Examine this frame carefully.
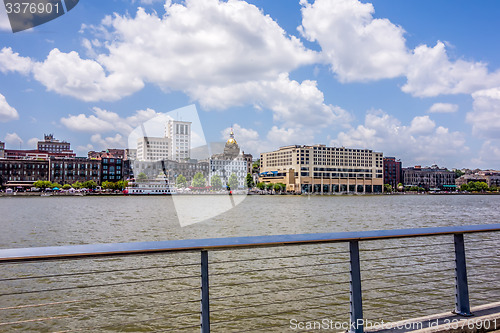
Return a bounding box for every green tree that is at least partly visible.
[252,160,260,174]
[265,182,274,191]
[116,180,128,190]
[397,183,404,191]
[52,183,62,189]
[455,170,465,178]
[33,180,52,190]
[256,182,266,190]
[469,181,488,192]
[246,173,254,188]
[62,184,72,190]
[384,184,393,193]
[136,172,148,182]
[273,183,285,192]
[192,172,206,187]
[460,183,469,192]
[210,174,222,190]
[228,173,239,190]
[83,180,97,189]
[72,181,83,189]
[176,174,187,188]
[102,181,115,190]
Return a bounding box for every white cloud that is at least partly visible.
[4,132,23,147]
[76,144,94,155]
[331,110,467,166]
[466,87,500,139]
[32,49,144,101]
[90,134,126,149]
[299,0,409,82]
[266,126,315,149]
[403,42,500,97]
[61,107,161,135]
[408,115,435,135]
[0,47,33,75]
[27,137,39,149]
[471,140,500,168]
[221,124,263,154]
[194,73,352,129]
[0,93,19,122]
[428,103,458,113]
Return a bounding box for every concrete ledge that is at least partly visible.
[366,302,500,333]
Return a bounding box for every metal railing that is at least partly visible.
[0,224,498,332]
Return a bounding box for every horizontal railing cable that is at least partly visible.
[211,271,350,288]
[360,242,453,252]
[210,301,348,326]
[211,290,348,313]
[0,274,200,297]
[210,260,350,276]
[210,249,348,264]
[0,262,199,282]
[0,285,200,311]
[361,267,454,281]
[211,281,347,301]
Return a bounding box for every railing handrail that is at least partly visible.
[0,224,499,262]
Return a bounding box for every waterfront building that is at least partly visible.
[165,120,191,161]
[136,136,171,161]
[403,165,456,190]
[208,129,248,189]
[49,157,101,185]
[0,141,4,158]
[383,157,403,189]
[37,134,73,154]
[100,157,123,183]
[242,151,253,174]
[0,159,49,188]
[125,148,137,161]
[88,149,126,160]
[455,170,500,188]
[259,144,384,193]
[131,159,208,185]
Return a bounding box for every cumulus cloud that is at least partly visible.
[466,87,500,139]
[90,133,126,148]
[331,110,467,166]
[4,132,23,147]
[0,93,19,122]
[428,103,458,113]
[0,47,33,75]
[33,49,144,101]
[403,42,500,97]
[299,0,409,82]
[27,137,39,149]
[194,73,352,129]
[471,140,500,168]
[61,107,161,135]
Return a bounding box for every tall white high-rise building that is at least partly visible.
[136,136,170,161]
[165,120,191,161]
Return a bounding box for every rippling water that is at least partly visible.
[0,194,498,332]
[1,194,499,248]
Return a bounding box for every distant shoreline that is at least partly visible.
[0,191,498,197]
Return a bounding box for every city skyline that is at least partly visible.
[1,0,500,169]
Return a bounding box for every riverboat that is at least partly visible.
[124,175,176,195]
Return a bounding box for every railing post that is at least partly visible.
[349,241,364,333]
[201,250,210,333]
[453,233,472,316]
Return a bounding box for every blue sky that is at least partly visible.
[1,0,500,169]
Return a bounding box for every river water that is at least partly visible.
[0,194,498,332]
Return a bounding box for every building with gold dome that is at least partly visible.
[209,129,248,189]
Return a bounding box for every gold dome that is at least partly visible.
[227,130,237,144]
